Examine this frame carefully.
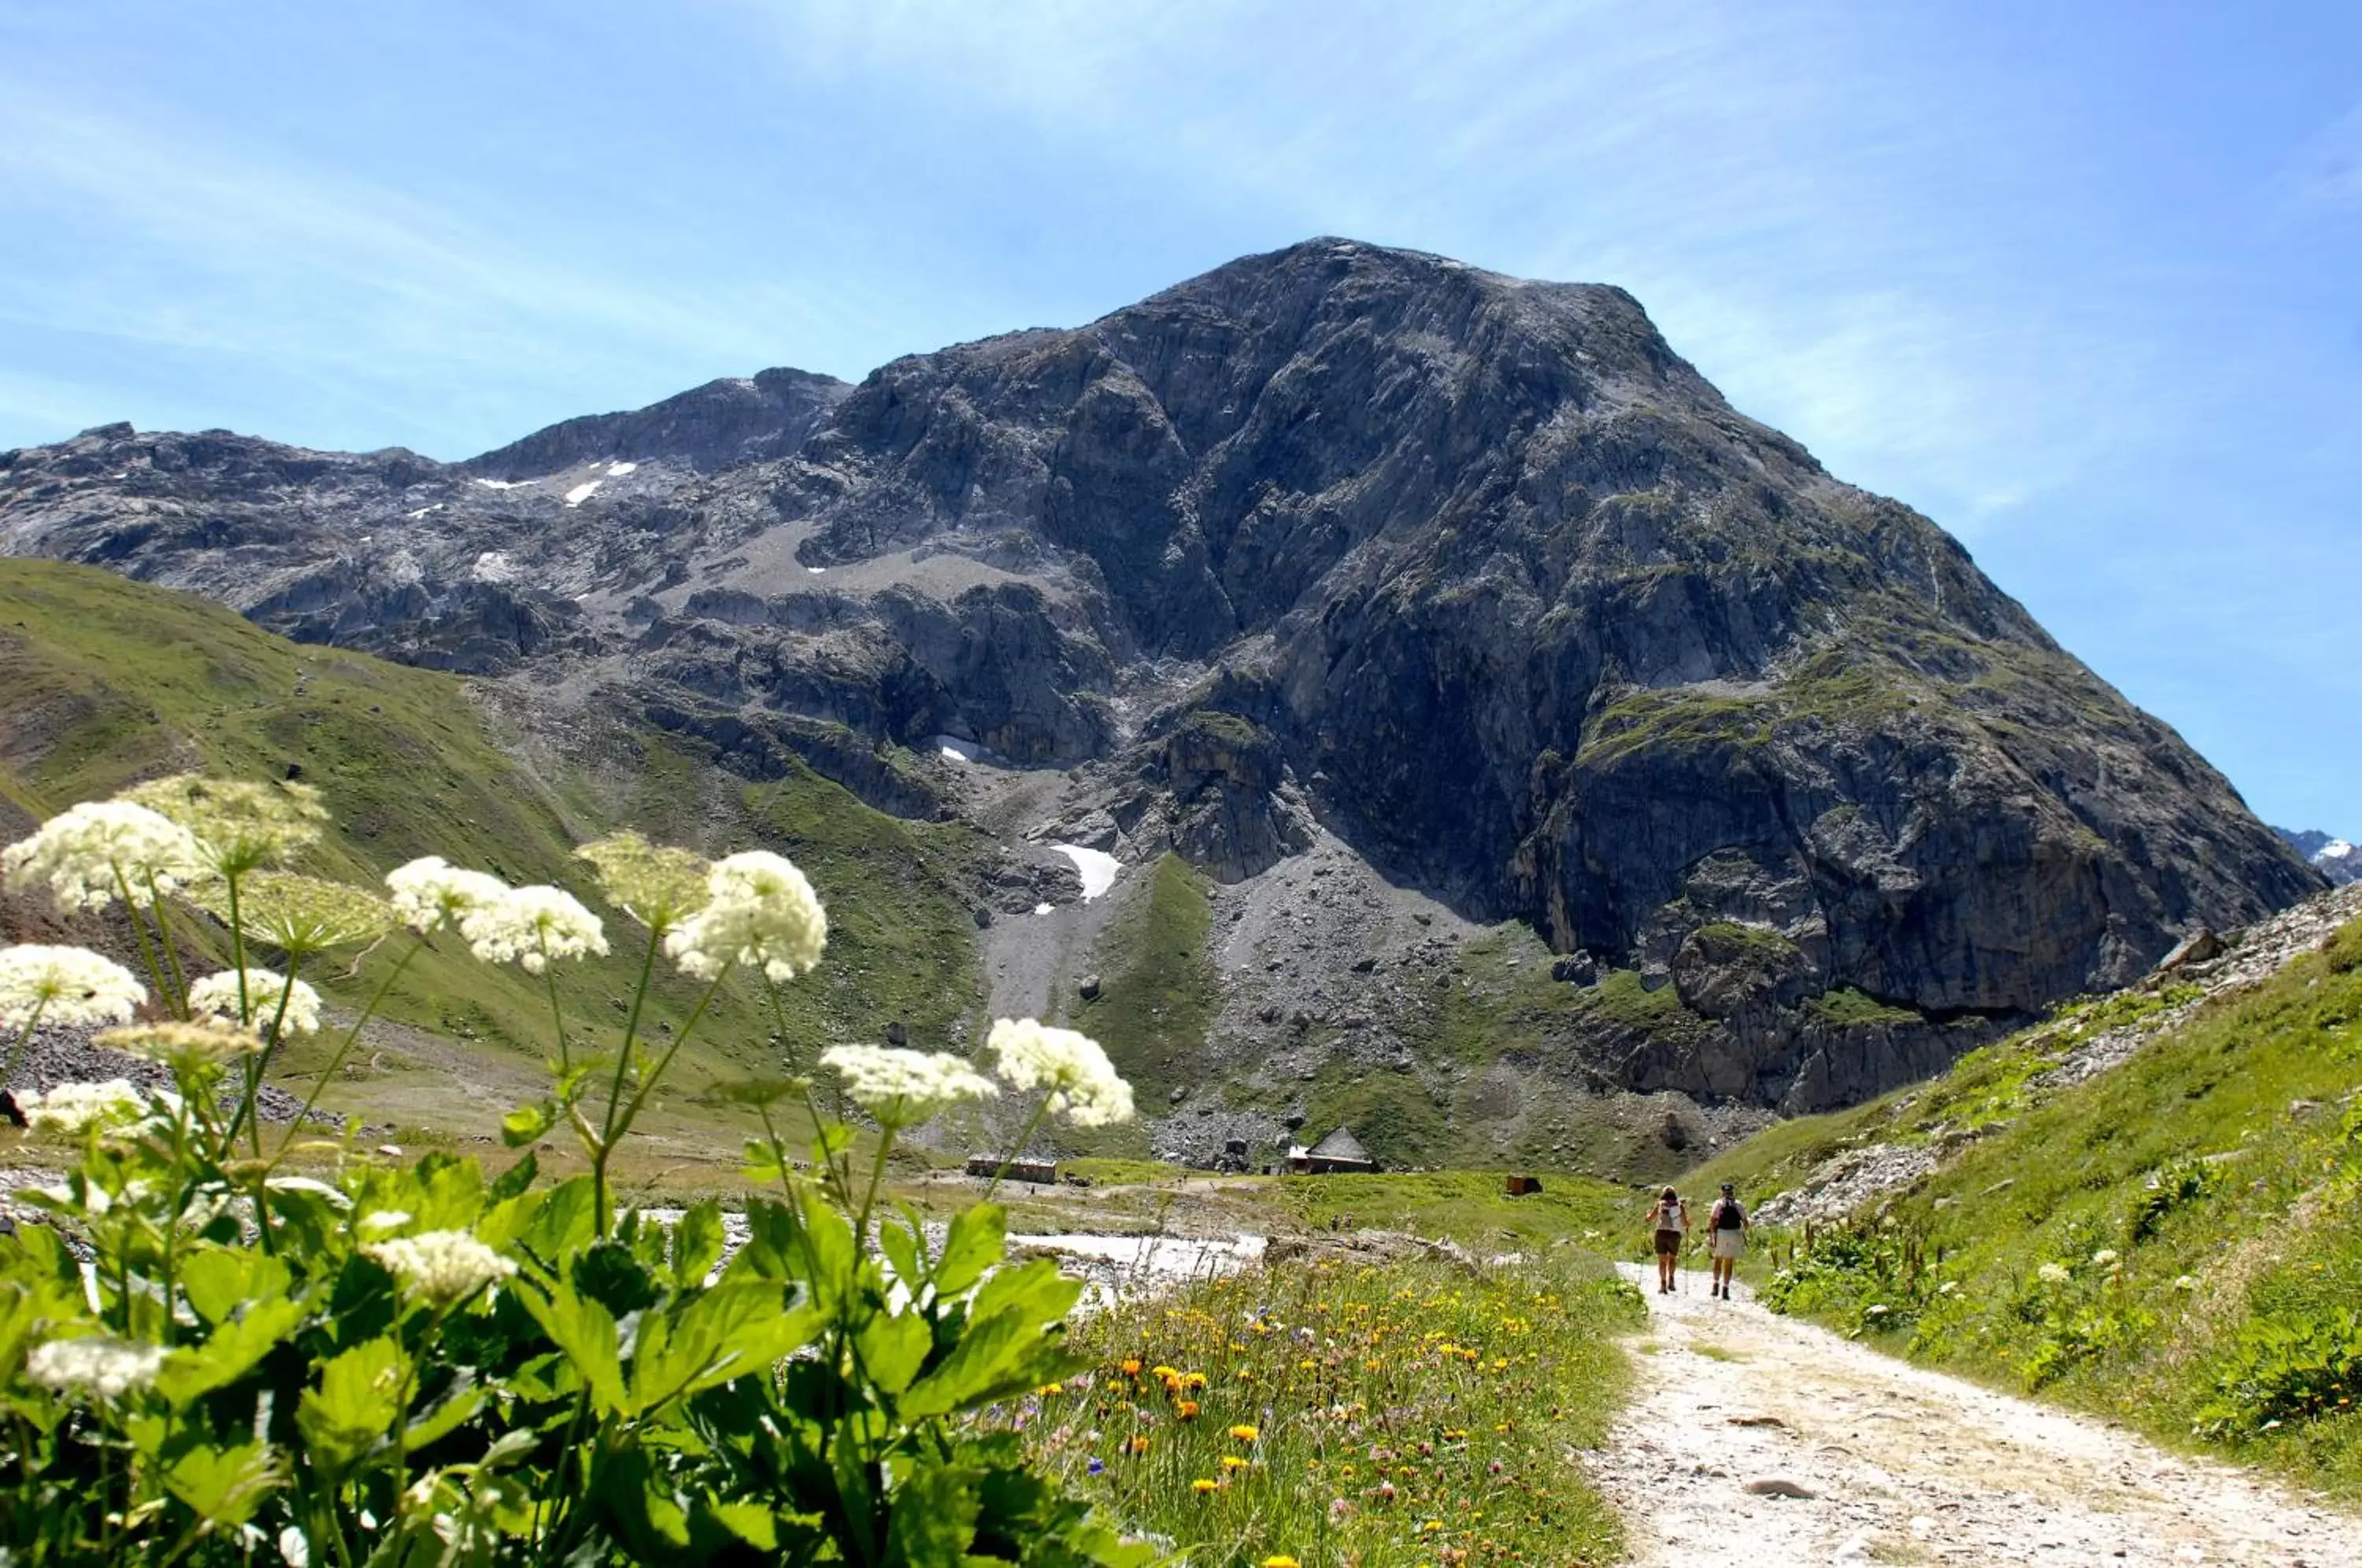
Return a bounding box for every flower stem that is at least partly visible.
[146,874,191,1018]
[984,1089,1053,1203]
[542,945,569,1071]
[2,998,47,1093]
[272,937,421,1166]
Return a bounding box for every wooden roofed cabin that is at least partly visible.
[1286,1126,1378,1174]
[966,1155,1059,1185]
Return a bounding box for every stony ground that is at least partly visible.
[1588,1263,2359,1566]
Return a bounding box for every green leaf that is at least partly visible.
[402,1374,485,1450]
[629,1283,819,1414]
[179,1248,293,1326]
[519,1175,597,1265]
[672,1200,726,1289]
[884,1460,981,1567]
[517,1280,628,1416]
[935,1204,1006,1298]
[501,1100,555,1147]
[857,1308,933,1398]
[156,1296,305,1408]
[876,1213,924,1292]
[901,1262,1082,1419]
[162,1440,280,1528]
[296,1335,410,1477]
[488,1148,539,1203]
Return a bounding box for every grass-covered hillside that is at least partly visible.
[0,558,989,1163]
[1693,904,2362,1498]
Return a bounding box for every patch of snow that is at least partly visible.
[932,734,988,765]
[1052,844,1122,901]
[606,460,638,475]
[563,480,602,507]
[806,565,826,575]
[404,504,440,520]
[1032,902,1054,917]
[471,477,529,490]
[471,550,516,585]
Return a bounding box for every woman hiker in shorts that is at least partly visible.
[1706,1181,1748,1300]
[1646,1186,1688,1294]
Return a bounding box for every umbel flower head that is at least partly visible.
[666,851,827,984]
[364,1230,516,1305]
[188,968,323,1036]
[1,800,205,912]
[987,1018,1135,1127]
[120,775,327,877]
[17,1078,150,1135]
[0,945,146,1030]
[24,1335,166,1402]
[98,1018,264,1071]
[187,870,394,956]
[819,1045,999,1125]
[459,885,609,974]
[576,832,709,932]
[385,856,511,936]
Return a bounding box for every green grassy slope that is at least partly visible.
[0,558,987,1152]
[1697,916,2362,1498]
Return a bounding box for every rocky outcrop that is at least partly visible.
[465,368,850,479]
[0,238,2324,1114]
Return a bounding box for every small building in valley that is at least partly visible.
[1287,1126,1378,1174]
[966,1155,1059,1185]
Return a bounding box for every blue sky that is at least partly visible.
[2,1,2356,835]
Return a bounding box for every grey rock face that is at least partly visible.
[0,237,2325,1111]
[466,368,849,479]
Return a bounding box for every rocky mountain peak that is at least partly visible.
[0,238,2325,1115]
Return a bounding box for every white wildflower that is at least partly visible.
[18,1078,148,1135]
[820,1045,999,1124]
[384,856,511,936]
[0,945,146,1030]
[25,1334,166,1400]
[459,885,609,974]
[2173,1274,2200,1292]
[985,1017,1135,1127]
[186,871,393,954]
[576,832,708,930]
[665,851,827,984]
[2036,1262,2073,1286]
[279,1526,310,1567]
[1865,1303,1890,1316]
[357,1210,413,1235]
[2090,1248,2121,1270]
[1,800,205,912]
[1937,1280,1960,1296]
[188,969,322,1036]
[120,775,327,876]
[364,1230,516,1305]
[97,1018,264,1067]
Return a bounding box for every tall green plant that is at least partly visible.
[0,778,1156,1565]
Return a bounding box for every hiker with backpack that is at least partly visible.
[1646,1186,1688,1294]
[1706,1182,1747,1300]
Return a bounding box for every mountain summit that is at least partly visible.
[0,239,2321,1125]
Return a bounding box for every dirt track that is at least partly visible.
[1587,1263,2358,1566]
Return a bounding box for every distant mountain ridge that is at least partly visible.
[2275,827,2360,886]
[0,237,2324,1130]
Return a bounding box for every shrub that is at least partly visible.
[0,776,1153,1564]
[2195,1309,2362,1440]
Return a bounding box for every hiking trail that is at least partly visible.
[1586,1263,2359,1566]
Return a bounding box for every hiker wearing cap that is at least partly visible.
[1646,1186,1688,1293]
[1706,1182,1748,1300]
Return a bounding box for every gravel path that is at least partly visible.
[1587,1263,2358,1566]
